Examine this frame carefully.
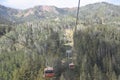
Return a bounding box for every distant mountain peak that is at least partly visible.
[39,6,57,12]
[101,2,111,4]
[95,2,119,6]
[0,2,120,24]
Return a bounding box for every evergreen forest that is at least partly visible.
[0,2,120,80]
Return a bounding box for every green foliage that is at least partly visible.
[0,19,66,80]
[0,3,120,79]
[74,24,120,80]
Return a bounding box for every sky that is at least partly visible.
[0,0,120,9]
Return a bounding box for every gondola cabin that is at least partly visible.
[43,67,55,78]
[69,63,75,69]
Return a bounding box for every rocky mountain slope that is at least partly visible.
[0,2,120,24]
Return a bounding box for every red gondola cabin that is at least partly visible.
[69,63,75,69]
[43,67,55,78]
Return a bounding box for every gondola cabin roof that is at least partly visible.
[69,63,74,66]
[44,67,54,71]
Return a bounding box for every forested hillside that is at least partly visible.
[0,2,120,80]
[0,18,75,80]
[74,24,120,80]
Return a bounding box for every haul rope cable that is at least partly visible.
[75,0,81,32]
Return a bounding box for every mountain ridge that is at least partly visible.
[0,2,120,24]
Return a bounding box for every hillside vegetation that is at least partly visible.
[74,24,120,80]
[0,2,120,80]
